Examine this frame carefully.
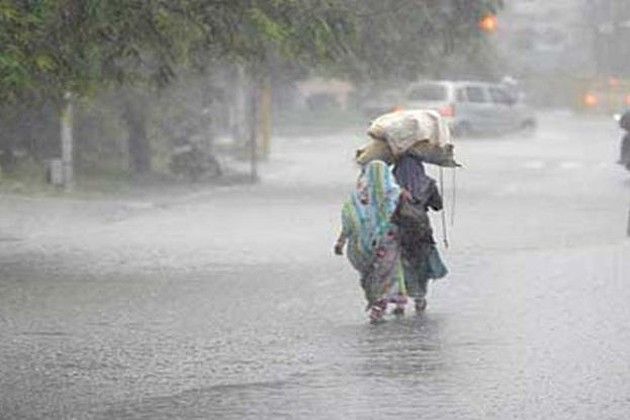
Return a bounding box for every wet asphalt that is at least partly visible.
[1,111,630,419]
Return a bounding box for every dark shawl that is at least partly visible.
[393,154,443,211]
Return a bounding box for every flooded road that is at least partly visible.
[1,111,630,419]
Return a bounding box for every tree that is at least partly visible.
[1,0,504,100]
[0,0,503,180]
[334,0,503,81]
[0,1,206,178]
[0,0,358,176]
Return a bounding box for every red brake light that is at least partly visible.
[439,105,455,118]
[583,93,598,107]
[625,95,630,106]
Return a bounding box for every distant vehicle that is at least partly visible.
[402,80,537,137]
[574,77,630,116]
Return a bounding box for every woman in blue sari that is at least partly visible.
[334,160,407,323]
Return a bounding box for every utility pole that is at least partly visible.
[232,64,248,152]
[249,86,259,183]
[260,77,272,160]
[60,92,74,191]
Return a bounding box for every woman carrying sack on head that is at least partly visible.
[391,153,448,314]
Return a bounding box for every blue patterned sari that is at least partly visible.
[341,161,406,308]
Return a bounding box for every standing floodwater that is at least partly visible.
[1,111,629,419]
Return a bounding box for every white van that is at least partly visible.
[403,80,537,137]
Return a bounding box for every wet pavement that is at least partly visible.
[1,111,630,419]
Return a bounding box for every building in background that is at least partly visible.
[578,0,630,113]
[589,0,630,77]
[496,0,589,108]
[497,0,630,112]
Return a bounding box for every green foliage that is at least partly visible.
[1,0,504,178]
[0,0,344,100]
[0,0,204,101]
[0,0,503,101]
[182,0,355,76]
[334,0,504,81]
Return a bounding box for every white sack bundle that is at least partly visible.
[359,109,460,167]
[368,109,451,155]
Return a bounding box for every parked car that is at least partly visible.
[402,80,537,137]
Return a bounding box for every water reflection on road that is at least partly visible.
[94,314,450,420]
[2,112,630,419]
